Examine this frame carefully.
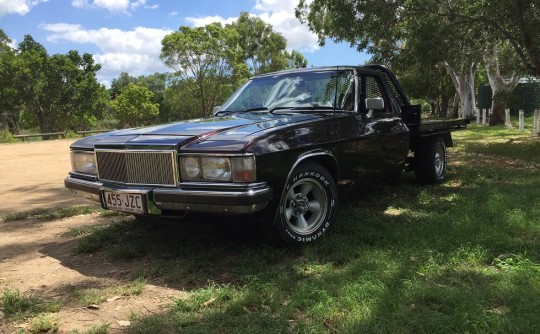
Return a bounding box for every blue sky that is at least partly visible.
[0,0,369,86]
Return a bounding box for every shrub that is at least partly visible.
[0,127,18,143]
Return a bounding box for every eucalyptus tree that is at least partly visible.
[161,23,249,118]
[229,12,307,75]
[295,0,509,119]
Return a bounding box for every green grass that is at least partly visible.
[28,313,60,333]
[2,205,102,222]
[66,124,540,333]
[0,288,62,322]
[70,323,110,334]
[2,205,127,223]
[69,278,147,307]
[6,124,536,333]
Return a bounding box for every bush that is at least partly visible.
[65,130,81,139]
[0,128,18,143]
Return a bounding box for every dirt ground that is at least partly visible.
[0,140,183,333]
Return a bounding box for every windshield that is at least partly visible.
[218,69,355,113]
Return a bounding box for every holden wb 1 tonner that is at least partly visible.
[65,65,468,245]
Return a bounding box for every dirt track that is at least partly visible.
[0,140,181,333]
[0,139,88,217]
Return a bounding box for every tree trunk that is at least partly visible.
[440,97,449,118]
[447,93,460,119]
[443,61,477,119]
[485,49,520,126]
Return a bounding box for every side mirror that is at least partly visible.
[365,97,384,111]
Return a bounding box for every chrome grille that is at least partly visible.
[95,150,177,186]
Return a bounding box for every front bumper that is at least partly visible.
[65,174,274,215]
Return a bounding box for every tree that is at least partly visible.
[438,0,540,78]
[110,72,169,122]
[295,0,497,119]
[228,12,307,75]
[110,72,137,99]
[484,44,521,126]
[162,78,201,121]
[0,30,20,133]
[4,35,107,135]
[161,23,248,118]
[109,83,159,127]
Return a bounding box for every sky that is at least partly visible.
[0,0,370,86]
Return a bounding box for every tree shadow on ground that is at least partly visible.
[37,165,540,333]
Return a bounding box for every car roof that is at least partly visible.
[250,65,380,79]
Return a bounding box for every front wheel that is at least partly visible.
[273,163,338,245]
[414,136,447,184]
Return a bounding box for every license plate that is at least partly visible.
[103,191,145,214]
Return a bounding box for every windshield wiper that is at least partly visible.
[270,106,346,114]
[216,107,269,115]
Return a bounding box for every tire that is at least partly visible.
[414,136,447,184]
[272,162,338,245]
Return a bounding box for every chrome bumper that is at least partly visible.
[64,175,273,215]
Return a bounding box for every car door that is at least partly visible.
[353,72,409,183]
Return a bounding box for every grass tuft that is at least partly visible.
[0,288,62,322]
[3,205,102,222]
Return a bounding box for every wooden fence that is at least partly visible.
[476,108,540,135]
[12,129,115,141]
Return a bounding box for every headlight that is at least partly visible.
[71,151,97,175]
[180,155,256,182]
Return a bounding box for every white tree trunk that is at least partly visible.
[485,48,520,126]
[443,61,477,119]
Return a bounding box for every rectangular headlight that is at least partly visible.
[180,155,255,183]
[202,157,231,181]
[71,151,97,175]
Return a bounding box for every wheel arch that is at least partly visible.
[274,150,339,210]
[288,150,339,184]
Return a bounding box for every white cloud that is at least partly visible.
[184,0,319,53]
[185,15,237,27]
[254,0,296,13]
[71,0,156,13]
[254,0,319,52]
[0,0,47,17]
[41,23,172,84]
[169,11,177,17]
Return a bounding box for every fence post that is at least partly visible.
[505,108,512,128]
[534,110,540,136]
[476,108,481,124]
[482,109,487,125]
[519,109,525,131]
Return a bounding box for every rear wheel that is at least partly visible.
[414,136,447,184]
[272,162,338,245]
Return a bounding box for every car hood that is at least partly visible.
[70,112,325,150]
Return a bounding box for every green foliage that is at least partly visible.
[71,323,110,334]
[109,83,159,127]
[0,34,108,135]
[296,0,540,118]
[160,18,308,120]
[1,288,62,322]
[29,313,60,333]
[65,130,81,139]
[161,23,248,118]
[228,12,307,76]
[0,127,17,142]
